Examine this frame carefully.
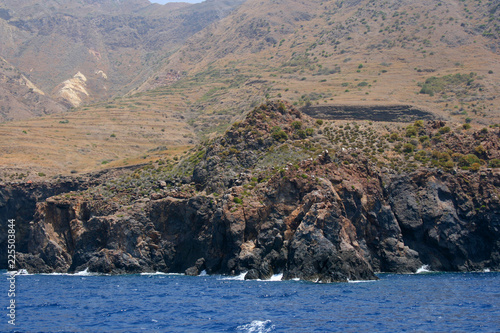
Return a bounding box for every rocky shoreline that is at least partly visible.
[2,101,499,282]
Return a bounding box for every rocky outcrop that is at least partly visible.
[9,101,500,281]
[13,163,500,281]
[0,178,86,270]
[0,165,142,271]
[387,170,500,271]
[53,71,91,108]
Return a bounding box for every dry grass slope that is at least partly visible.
[1,0,499,177]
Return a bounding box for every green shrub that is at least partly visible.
[458,154,481,168]
[414,120,424,128]
[432,133,442,142]
[419,135,429,143]
[415,150,428,162]
[405,126,418,137]
[296,129,307,139]
[438,126,451,134]
[233,197,243,204]
[272,130,288,142]
[489,159,500,168]
[419,73,476,96]
[470,163,481,171]
[474,145,486,156]
[389,133,399,141]
[419,86,434,96]
[291,121,303,129]
[271,126,282,133]
[402,143,415,153]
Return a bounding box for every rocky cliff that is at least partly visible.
[6,101,500,282]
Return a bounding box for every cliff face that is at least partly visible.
[13,160,500,281]
[8,101,500,281]
[0,178,86,269]
[0,165,141,270]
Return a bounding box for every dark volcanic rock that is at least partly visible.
[388,171,500,272]
[13,165,500,281]
[0,178,87,270]
[8,102,500,281]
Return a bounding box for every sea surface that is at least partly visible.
[1,269,499,332]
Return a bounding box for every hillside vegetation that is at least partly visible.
[0,0,499,176]
[138,0,500,132]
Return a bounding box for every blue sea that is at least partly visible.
[2,270,499,332]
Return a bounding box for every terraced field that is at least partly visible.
[0,93,197,179]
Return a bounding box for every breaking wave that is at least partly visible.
[236,320,275,333]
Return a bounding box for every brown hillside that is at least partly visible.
[1,0,499,176]
[0,0,245,109]
[0,56,65,121]
[139,0,500,128]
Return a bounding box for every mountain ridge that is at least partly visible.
[0,56,65,121]
[0,0,245,111]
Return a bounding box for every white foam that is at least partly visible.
[236,320,275,333]
[483,268,491,273]
[39,268,102,276]
[267,273,283,281]
[219,273,285,282]
[3,269,32,276]
[139,272,184,276]
[347,279,377,283]
[199,270,207,276]
[416,265,432,274]
[219,272,247,281]
[16,269,30,275]
[73,268,92,276]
